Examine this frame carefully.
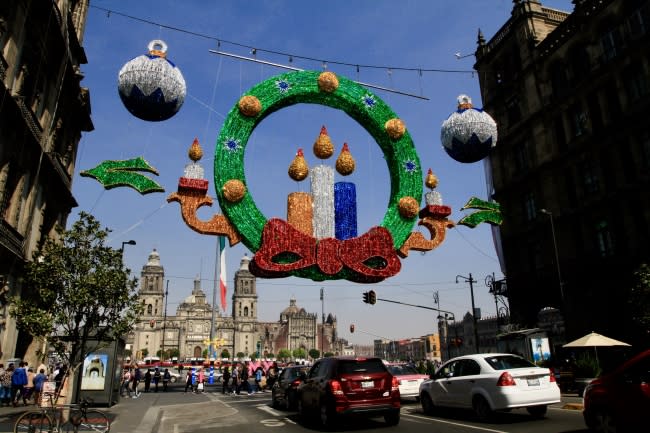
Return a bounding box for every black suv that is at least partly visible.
[297,356,400,427]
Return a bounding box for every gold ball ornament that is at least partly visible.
[385,118,406,140]
[318,71,339,93]
[288,148,309,181]
[222,179,246,203]
[188,138,203,162]
[238,95,262,117]
[398,196,419,219]
[313,125,335,159]
[336,142,355,176]
[425,168,438,189]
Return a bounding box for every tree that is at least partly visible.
[309,349,320,360]
[9,212,142,400]
[629,263,650,341]
[277,349,291,361]
[236,351,246,359]
[220,348,230,359]
[292,348,306,360]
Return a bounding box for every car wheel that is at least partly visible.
[320,403,336,429]
[170,377,177,383]
[472,395,493,422]
[384,411,400,426]
[526,405,548,418]
[286,391,295,411]
[271,391,280,409]
[591,408,618,433]
[421,393,436,415]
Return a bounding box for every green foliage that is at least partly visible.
[220,349,230,359]
[324,352,334,357]
[236,352,245,359]
[141,348,149,357]
[574,353,601,378]
[277,349,291,361]
[309,349,320,359]
[629,263,650,334]
[292,348,306,359]
[9,212,142,371]
[266,352,274,359]
[168,348,180,358]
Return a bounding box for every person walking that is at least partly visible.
[162,369,171,391]
[240,364,250,395]
[153,368,161,392]
[33,368,47,406]
[221,365,230,394]
[0,364,13,406]
[23,367,35,405]
[184,369,193,393]
[231,365,240,395]
[143,369,152,393]
[197,368,205,393]
[131,368,142,398]
[11,362,28,407]
[121,369,131,397]
[254,366,263,393]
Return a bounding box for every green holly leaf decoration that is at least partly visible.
[81,157,164,194]
[458,196,503,228]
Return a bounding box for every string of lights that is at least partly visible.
[91,5,476,75]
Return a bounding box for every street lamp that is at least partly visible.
[456,273,480,354]
[120,239,136,254]
[540,209,565,306]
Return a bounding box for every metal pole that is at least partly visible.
[162,280,168,360]
[456,274,480,354]
[209,238,220,359]
[541,209,564,305]
[320,288,324,357]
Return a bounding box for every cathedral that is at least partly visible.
[128,249,345,360]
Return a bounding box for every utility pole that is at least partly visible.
[456,274,480,354]
[320,287,325,357]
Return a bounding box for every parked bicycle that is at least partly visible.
[13,395,110,433]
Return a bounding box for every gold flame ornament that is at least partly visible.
[425,168,438,189]
[313,125,334,159]
[188,138,203,162]
[288,148,309,181]
[336,142,356,176]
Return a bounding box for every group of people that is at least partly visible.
[220,362,279,396]
[121,367,172,397]
[0,362,59,407]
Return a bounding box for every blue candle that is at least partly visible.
[334,182,357,240]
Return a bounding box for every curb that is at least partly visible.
[562,403,583,410]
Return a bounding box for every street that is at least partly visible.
[0,381,589,433]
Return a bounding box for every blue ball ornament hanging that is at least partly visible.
[117,40,186,121]
[440,94,497,163]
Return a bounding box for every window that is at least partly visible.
[595,220,614,257]
[244,306,249,317]
[147,305,152,314]
[514,142,529,173]
[623,64,649,103]
[524,192,536,222]
[600,28,622,62]
[578,160,599,194]
[570,103,588,137]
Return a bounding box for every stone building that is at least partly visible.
[0,0,92,360]
[129,251,345,360]
[474,0,650,346]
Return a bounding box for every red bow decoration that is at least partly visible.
[251,218,401,280]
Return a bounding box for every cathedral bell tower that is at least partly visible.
[134,249,165,358]
[231,255,258,356]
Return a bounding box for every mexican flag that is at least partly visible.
[219,236,227,312]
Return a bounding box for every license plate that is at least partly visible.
[527,379,540,386]
[361,381,374,388]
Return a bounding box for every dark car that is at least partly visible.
[583,349,650,433]
[297,356,400,428]
[271,365,310,410]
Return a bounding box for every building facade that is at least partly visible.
[474,0,650,347]
[129,251,345,360]
[0,0,93,360]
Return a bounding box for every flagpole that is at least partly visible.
[210,237,220,360]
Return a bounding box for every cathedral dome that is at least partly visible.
[146,249,161,267]
[281,298,301,316]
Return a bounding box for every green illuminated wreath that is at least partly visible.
[214,70,422,253]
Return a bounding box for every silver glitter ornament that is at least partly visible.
[117,40,186,121]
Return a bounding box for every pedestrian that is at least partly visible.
[254,366,263,393]
[0,364,13,406]
[23,367,35,405]
[240,364,250,395]
[197,368,205,393]
[162,369,171,391]
[132,368,141,398]
[221,365,230,394]
[153,368,161,392]
[144,369,152,392]
[266,362,278,389]
[33,368,47,406]
[231,365,239,395]
[121,369,131,397]
[184,369,193,393]
[11,362,28,407]
[54,364,66,393]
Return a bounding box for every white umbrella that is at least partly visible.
[563,332,630,372]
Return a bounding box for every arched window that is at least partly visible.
[244,306,249,317]
[147,304,152,314]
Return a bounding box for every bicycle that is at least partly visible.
[13,395,110,433]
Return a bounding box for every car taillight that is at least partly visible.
[329,379,344,395]
[496,372,516,386]
[290,379,301,388]
[391,376,399,391]
[549,368,556,382]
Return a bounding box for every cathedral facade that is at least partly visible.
[128,250,344,360]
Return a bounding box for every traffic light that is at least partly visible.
[368,290,376,305]
[350,324,355,333]
[363,291,369,303]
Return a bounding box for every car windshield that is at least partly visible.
[337,359,386,374]
[288,368,308,379]
[387,364,419,375]
[484,355,536,370]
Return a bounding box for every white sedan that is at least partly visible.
[419,353,561,421]
[386,363,429,400]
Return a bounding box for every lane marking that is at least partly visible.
[402,412,508,433]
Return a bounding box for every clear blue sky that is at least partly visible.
[74,0,573,345]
